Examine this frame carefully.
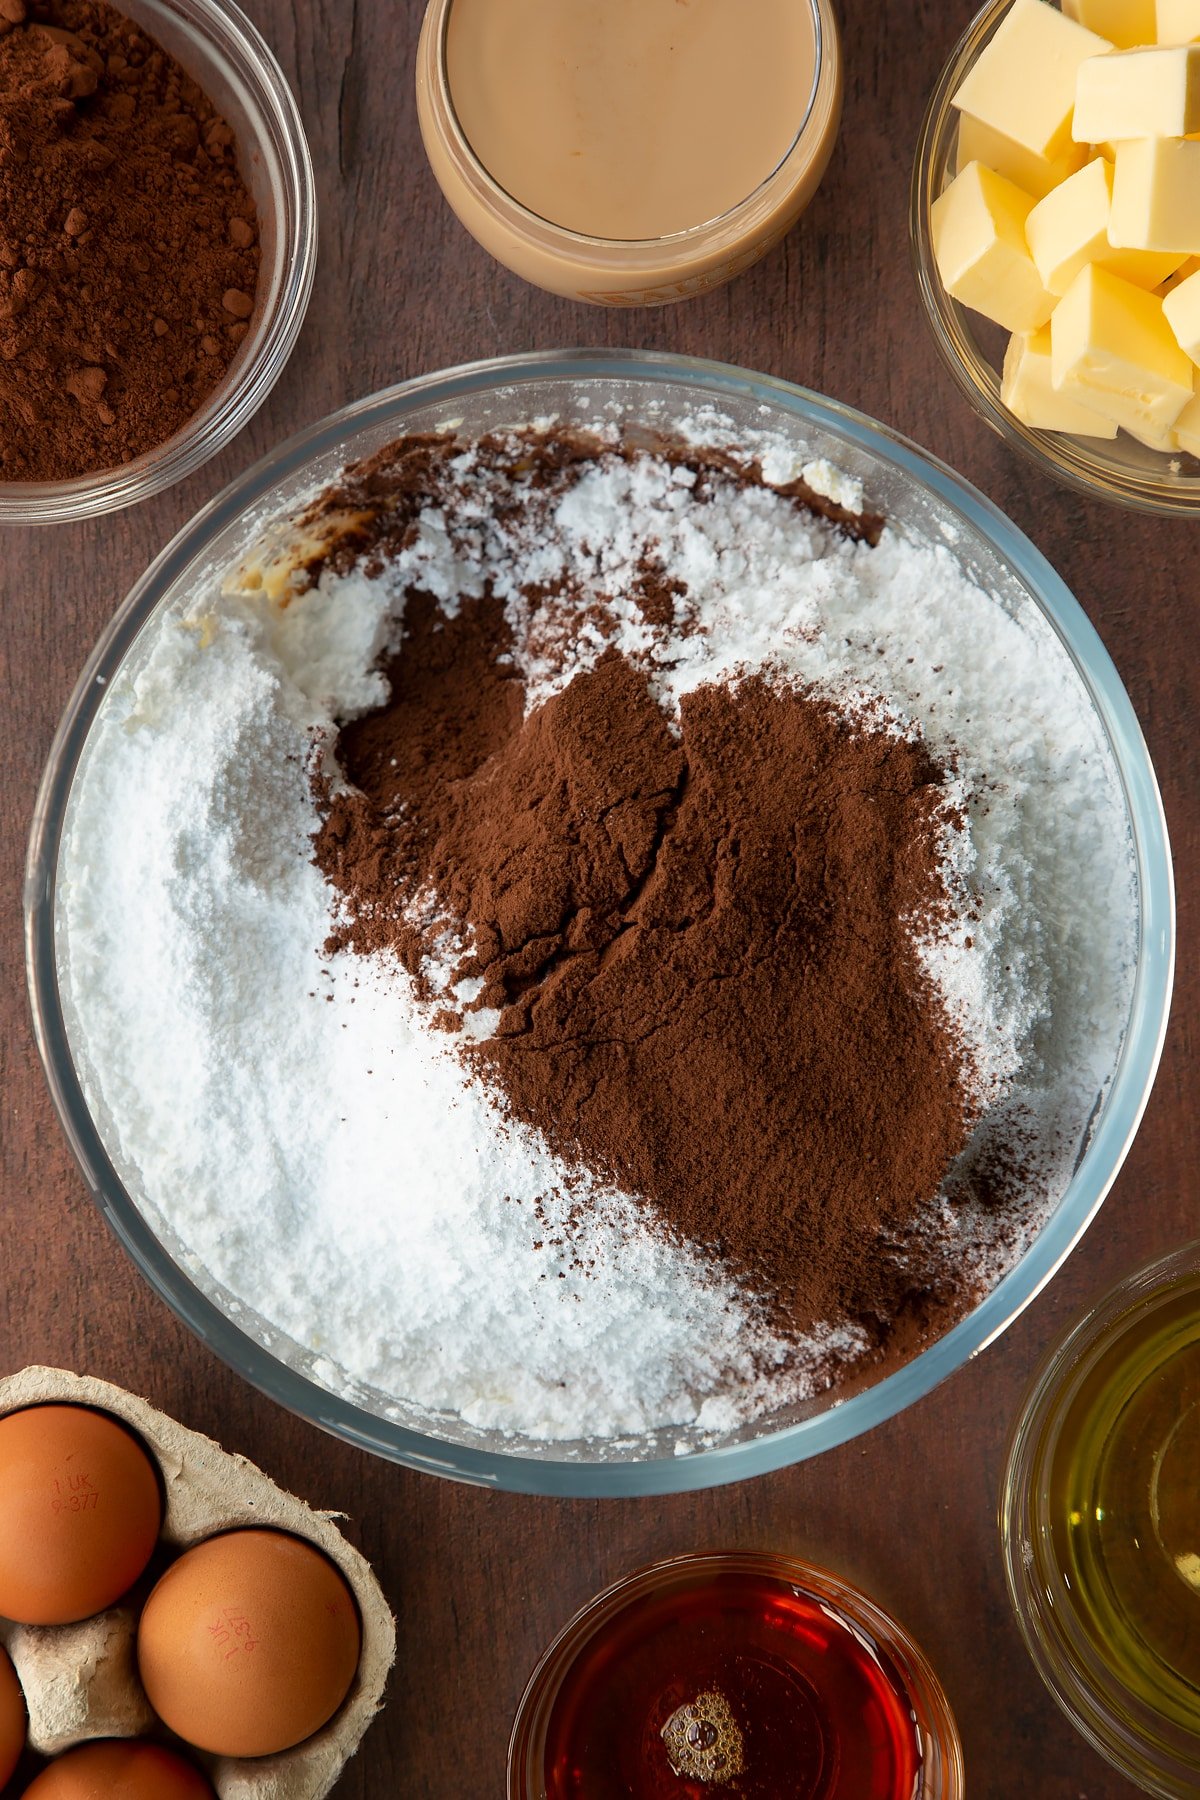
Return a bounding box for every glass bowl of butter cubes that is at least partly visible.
[913,0,1200,513]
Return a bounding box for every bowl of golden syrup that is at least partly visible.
[1003,1241,1200,1797]
[507,1550,963,1798]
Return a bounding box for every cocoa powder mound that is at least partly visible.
[315,591,978,1341]
[0,0,259,481]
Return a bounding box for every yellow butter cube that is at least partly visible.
[932,161,1056,331]
[1025,157,1185,292]
[1174,390,1200,451]
[1110,136,1200,251]
[1073,44,1200,139]
[1157,0,1200,43]
[954,0,1113,162]
[1163,267,1200,358]
[1051,261,1195,436]
[1002,326,1121,432]
[1065,0,1156,48]
[956,113,1086,198]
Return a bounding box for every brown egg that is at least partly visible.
[0,1406,162,1625]
[21,1741,214,1799]
[0,1643,25,1789]
[136,1529,361,1757]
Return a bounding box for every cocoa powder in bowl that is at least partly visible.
[0,0,260,483]
[310,434,984,1352]
[319,612,975,1340]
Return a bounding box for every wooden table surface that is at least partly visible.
[2,1,1196,1794]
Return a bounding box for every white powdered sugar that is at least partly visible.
[56,431,1137,1446]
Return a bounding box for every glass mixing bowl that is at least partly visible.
[25,349,1174,1495]
[0,0,316,526]
[911,0,1200,517]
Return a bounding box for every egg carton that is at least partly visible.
[0,1367,396,1800]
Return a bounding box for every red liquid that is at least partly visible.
[542,1564,923,1799]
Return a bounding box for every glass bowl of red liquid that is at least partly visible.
[507,1550,964,1799]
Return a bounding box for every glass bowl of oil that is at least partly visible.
[1002,1241,1200,1797]
[507,1550,964,1798]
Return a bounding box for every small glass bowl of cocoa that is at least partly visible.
[0,0,316,525]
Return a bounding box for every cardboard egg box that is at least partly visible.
[0,1367,396,1800]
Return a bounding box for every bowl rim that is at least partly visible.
[0,0,317,526]
[506,1548,965,1798]
[24,346,1176,1496]
[909,0,1200,518]
[1000,1239,1200,1793]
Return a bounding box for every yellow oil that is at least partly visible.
[1049,1282,1200,1732]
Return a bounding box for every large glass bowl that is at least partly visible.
[0,0,316,526]
[25,350,1174,1495]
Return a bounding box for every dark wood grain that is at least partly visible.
[1,2,1194,1795]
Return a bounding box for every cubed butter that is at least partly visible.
[1174,390,1200,452]
[1065,0,1156,49]
[1073,43,1200,139]
[1051,261,1195,438]
[1157,0,1200,43]
[1002,326,1120,432]
[954,0,1113,161]
[1025,157,1185,292]
[932,161,1056,331]
[1110,136,1200,251]
[956,112,1086,198]
[1163,267,1200,358]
